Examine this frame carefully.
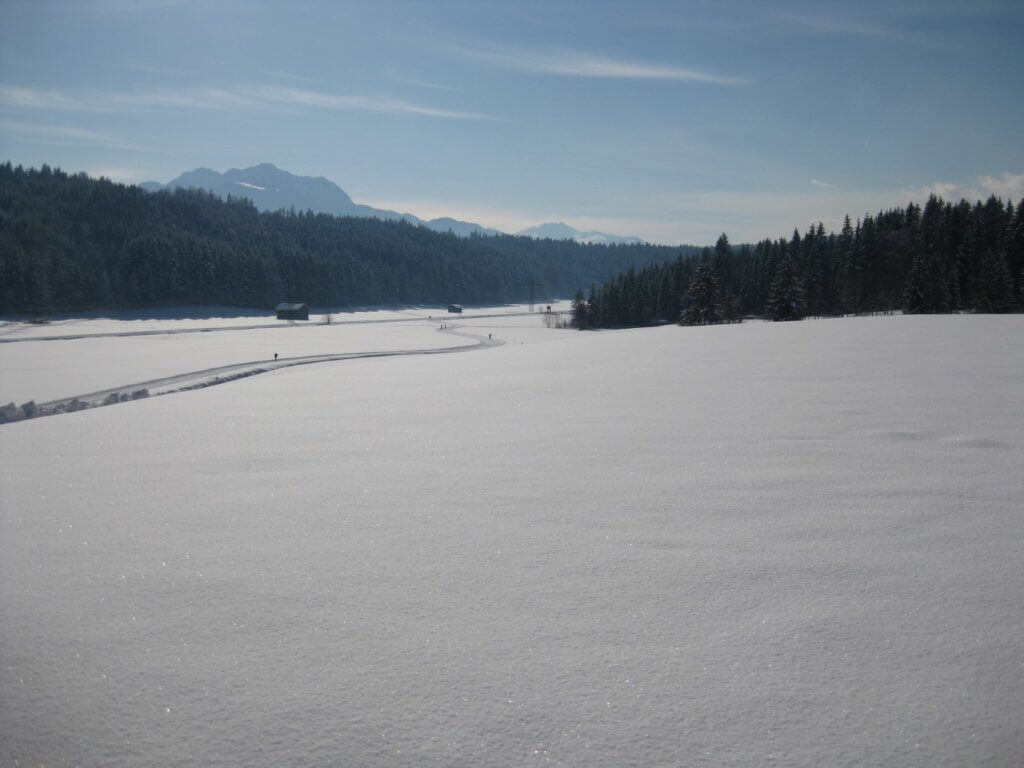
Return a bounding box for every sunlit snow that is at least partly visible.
[1,311,1021,767]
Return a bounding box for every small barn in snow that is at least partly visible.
[276,303,309,320]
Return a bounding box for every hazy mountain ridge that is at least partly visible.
[141,163,639,243]
[517,221,643,245]
[142,163,495,236]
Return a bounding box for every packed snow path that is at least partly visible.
[4,324,500,422]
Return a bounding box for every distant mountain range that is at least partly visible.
[140,163,496,236]
[517,222,643,246]
[139,163,642,244]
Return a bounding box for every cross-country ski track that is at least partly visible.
[3,324,502,423]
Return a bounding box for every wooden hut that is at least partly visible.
[276,303,309,320]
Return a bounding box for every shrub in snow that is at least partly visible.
[542,313,569,329]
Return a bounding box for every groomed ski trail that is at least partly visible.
[6,325,501,423]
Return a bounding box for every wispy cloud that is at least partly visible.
[389,73,461,92]
[0,84,499,120]
[109,88,261,111]
[976,172,1024,200]
[90,0,191,14]
[0,87,89,111]
[889,0,1021,20]
[266,69,327,85]
[241,86,497,120]
[454,44,746,85]
[130,64,200,78]
[810,178,836,189]
[903,173,1024,203]
[904,181,961,200]
[782,13,904,41]
[0,118,153,152]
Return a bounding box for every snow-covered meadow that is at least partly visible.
[0,305,561,406]
[1,311,1022,767]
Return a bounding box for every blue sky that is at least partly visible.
[1,0,1022,244]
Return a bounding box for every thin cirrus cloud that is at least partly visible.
[240,86,497,120]
[781,13,904,41]
[0,118,153,152]
[0,85,498,120]
[388,73,461,92]
[454,44,746,85]
[0,87,87,111]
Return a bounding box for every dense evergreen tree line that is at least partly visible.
[573,195,1024,328]
[0,163,701,314]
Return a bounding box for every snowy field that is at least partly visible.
[0,303,566,341]
[1,312,1022,767]
[0,304,563,406]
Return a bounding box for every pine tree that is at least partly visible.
[712,233,733,295]
[973,249,1014,312]
[680,261,720,325]
[837,215,860,314]
[903,251,950,313]
[1005,199,1024,307]
[571,288,589,329]
[767,253,804,320]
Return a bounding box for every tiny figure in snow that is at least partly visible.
[274,353,278,360]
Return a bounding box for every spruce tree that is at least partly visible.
[973,249,1014,312]
[903,251,950,313]
[1005,200,1024,306]
[767,254,804,321]
[571,288,589,329]
[837,216,860,313]
[679,261,720,325]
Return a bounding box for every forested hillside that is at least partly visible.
[0,163,698,314]
[573,194,1024,328]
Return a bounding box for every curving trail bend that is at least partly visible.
[4,325,501,424]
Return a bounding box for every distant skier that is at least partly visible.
[274,353,278,360]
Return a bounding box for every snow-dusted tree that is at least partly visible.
[973,249,1014,313]
[903,251,951,314]
[680,261,720,325]
[766,254,805,321]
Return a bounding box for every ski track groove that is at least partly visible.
[5,324,503,423]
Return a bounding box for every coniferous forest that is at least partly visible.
[0,163,700,315]
[573,195,1024,329]
[3,163,1022,325]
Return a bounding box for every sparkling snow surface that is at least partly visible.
[1,313,1022,767]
